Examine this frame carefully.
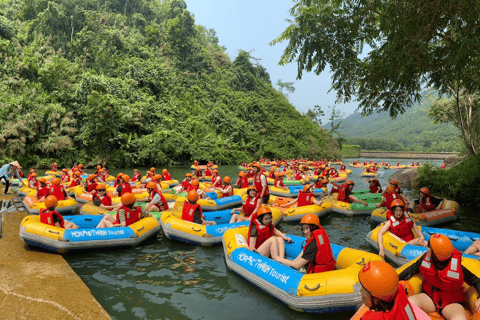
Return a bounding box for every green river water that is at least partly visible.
[53,159,479,320]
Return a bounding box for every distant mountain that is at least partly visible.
[325,94,463,152]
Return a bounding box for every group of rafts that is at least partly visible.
[13,160,480,318]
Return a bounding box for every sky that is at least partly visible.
[184,0,361,122]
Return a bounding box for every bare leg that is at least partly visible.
[256,237,279,258]
[275,237,285,259]
[96,215,116,228]
[464,240,480,256]
[408,293,436,314]
[64,222,79,229]
[441,303,467,320]
[407,238,427,247]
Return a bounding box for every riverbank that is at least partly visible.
[0,194,111,320]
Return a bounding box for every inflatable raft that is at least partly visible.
[45,170,62,177]
[190,165,218,171]
[338,169,352,175]
[160,207,283,246]
[328,174,347,182]
[19,214,160,254]
[360,171,377,177]
[366,224,480,266]
[370,200,459,226]
[322,196,378,216]
[271,197,332,222]
[386,165,406,169]
[75,191,149,204]
[223,228,382,313]
[266,178,309,186]
[269,186,325,198]
[23,196,78,215]
[174,195,243,211]
[78,201,164,219]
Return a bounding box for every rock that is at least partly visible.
[442,155,464,169]
[389,168,419,188]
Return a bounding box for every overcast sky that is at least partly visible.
[184,0,361,122]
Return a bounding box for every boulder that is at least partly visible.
[389,168,419,188]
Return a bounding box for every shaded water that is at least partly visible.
[61,159,479,320]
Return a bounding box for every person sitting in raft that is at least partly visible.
[60,169,70,184]
[182,190,216,226]
[353,260,423,320]
[40,196,79,229]
[162,169,172,181]
[113,172,123,187]
[396,162,401,167]
[47,178,68,201]
[230,186,261,223]
[139,171,153,187]
[149,167,156,176]
[337,180,369,206]
[94,165,102,175]
[84,174,98,194]
[377,199,426,259]
[398,234,480,319]
[36,178,50,201]
[131,169,142,182]
[368,178,383,194]
[329,166,339,178]
[76,164,84,174]
[143,181,168,212]
[363,166,372,174]
[282,184,323,208]
[411,161,416,166]
[177,173,193,194]
[235,171,249,189]
[193,168,203,180]
[96,193,147,228]
[440,162,446,170]
[193,160,199,167]
[274,214,335,273]
[96,168,107,183]
[92,184,116,210]
[464,241,480,260]
[113,174,132,196]
[268,168,275,179]
[28,172,39,189]
[215,176,233,197]
[412,187,445,213]
[27,169,36,181]
[16,166,24,178]
[241,161,247,167]
[152,174,164,190]
[211,169,222,187]
[274,172,286,188]
[248,206,290,258]
[339,164,346,171]
[51,162,58,172]
[252,163,270,204]
[377,185,401,210]
[69,171,83,188]
[204,165,212,177]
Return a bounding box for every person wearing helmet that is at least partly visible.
[399,234,480,318]
[51,162,58,172]
[235,171,249,189]
[339,164,346,171]
[230,186,261,223]
[177,173,193,194]
[211,169,222,188]
[252,164,270,204]
[60,169,71,184]
[353,260,423,319]
[215,176,233,197]
[282,184,323,208]
[143,181,169,212]
[182,190,216,225]
[338,180,368,206]
[131,169,142,182]
[92,184,115,210]
[162,169,172,181]
[47,177,67,201]
[150,174,163,191]
[16,166,24,178]
[274,172,286,189]
[94,165,102,175]
[193,160,199,167]
[0,160,26,194]
[377,199,426,259]
[387,179,403,195]
[328,166,339,179]
[274,214,335,273]
[35,177,49,201]
[84,174,98,193]
[113,172,124,187]
[248,206,290,258]
[97,192,146,228]
[113,174,133,196]
[368,178,383,194]
[413,187,444,213]
[28,172,39,189]
[77,164,84,174]
[268,168,275,179]
[69,171,83,188]
[204,165,212,177]
[40,195,78,229]
[27,169,36,181]
[377,185,401,210]
[96,168,106,183]
[193,167,203,180]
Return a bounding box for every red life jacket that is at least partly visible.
[132,172,142,182]
[269,172,275,179]
[39,208,65,228]
[313,169,320,175]
[420,195,437,211]
[387,210,415,241]
[114,176,121,187]
[237,177,249,188]
[181,179,192,191]
[298,190,314,207]
[182,201,202,222]
[92,192,112,206]
[37,187,49,199]
[118,182,132,196]
[340,165,346,171]
[49,185,66,200]
[163,172,172,180]
[370,184,380,193]
[69,178,81,188]
[86,181,97,192]
[304,227,335,274]
[331,183,339,193]
[51,165,57,171]
[394,186,402,194]
[363,161,368,165]
[321,169,329,177]
[274,177,285,188]
[329,170,339,178]
[116,205,142,226]
[29,179,38,189]
[315,181,323,188]
[419,250,465,308]
[61,173,70,183]
[221,185,233,197]
[204,169,212,177]
[148,189,168,211]
[247,214,274,249]
[253,174,269,195]
[211,175,222,187]
[18,170,24,178]
[337,184,351,203]
[381,192,400,210]
[242,195,260,217]
[361,284,418,320]
[294,171,302,180]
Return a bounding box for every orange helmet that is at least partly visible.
[223,176,231,184]
[31,172,38,177]
[321,179,328,184]
[368,178,376,183]
[96,184,106,190]
[38,177,47,184]
[162,169,168,174]
[303,184,314,193]
[187,190,199,202]
[239,171,246,177]
[300,214,320,226]
[270,168,275,172]
[45,195,58,208]
[97,165,101,170]
[117,172,123,177]
[358,261,399,302]
[75,172,81,177]
[192,179,199,186]
[146,181,157,189]
[345,180,354,185]
[154,174,163,181]
[150,167,156,172]
[246,186,257,195]
[134,169,139,172]
[252,163,261,170]
[87,174,96,181]
[390,180,399,185]
[51,178,61,185]
[30,169,36,173]
[62,168,68,172]
[53,163,57,166]
[122,174,130,183]
[121,192,136,206]
[146,171,153,176]
[390,199,404,208]
[420,187,430,195]
[185,173,193,177]
[430,234,454,261]
[385,185,395,194]
[78,164,83,168]
[257,206,272,217]
[212,169,219,174]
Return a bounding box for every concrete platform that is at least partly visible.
[0,193,111,320]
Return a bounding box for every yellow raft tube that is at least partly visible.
[22,195,78,215]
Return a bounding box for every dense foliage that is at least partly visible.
[416,154,480,210]
[0,0,339,168]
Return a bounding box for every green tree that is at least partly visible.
[276,79,295,98]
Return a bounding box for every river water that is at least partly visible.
[59,159,478,320]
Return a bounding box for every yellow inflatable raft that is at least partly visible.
[23,196,78,215]
[322,196,378,216]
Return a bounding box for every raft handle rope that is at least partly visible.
[227,242,232,249]
[304,284,321,291]
[191,227,202,232]
[137,226,145,232]
[356,257,366,265]
[48,230,60,235]
[389,242,398,249]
